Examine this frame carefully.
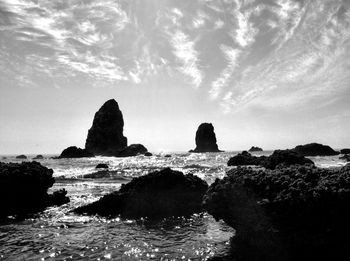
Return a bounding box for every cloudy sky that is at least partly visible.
[1,0,350,154]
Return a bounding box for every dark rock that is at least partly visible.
[164,154,172,158]
[16,155,27,159]
[227,150,314,170]
[190,123,221,153]
[85,99,127,156]
[59,146,94,158]
[144,152,153,156]
[96,163,109,169]
[340,154,350,162]
[74,168,208,219]
[227,151,260,166]
[115,144,148,157]
[293,143,339,156]
[33,155,44,159]
[2,157,7,160]
[260,149,314,169]
[340,149,350,154]
[248,146,263,152]
[0,161,69,218]
[204,165,350,261]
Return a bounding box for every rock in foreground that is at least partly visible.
[190,123,221,152]
[85,99,127,156]
[293,143,339,156]
[59,146,94,158]
[204,165,350,260]
[0,161,69,218]
[248,146,263,152]
[74,168,208,219]
[228,150,314,169]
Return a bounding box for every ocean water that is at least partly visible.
[0,151,347,260]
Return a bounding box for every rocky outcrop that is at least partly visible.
[340,149,350,154]
[248,146,263,152]
[96,163,109,169]
[144,152,153,156]
[204,165,350,261]
[115,144,148,157]
[74,168,208,219]
[0,161,69,218]
[33,155,44,159]
[16,155,27,159]
[340,154,350,162]
[59,146,94,158]
[85,99,127,156]
[293,143,339,156]
[190,123,221,152]
[228,150,314,170]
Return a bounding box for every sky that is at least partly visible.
[0,0,350,154]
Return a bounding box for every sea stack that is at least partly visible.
[85,99,127,156]
[190,123,221,152]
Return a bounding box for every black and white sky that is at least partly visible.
[0,0,350,153]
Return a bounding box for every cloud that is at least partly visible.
[209,46,241,99]
[169,30,203,88]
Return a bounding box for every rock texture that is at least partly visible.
[248,146,263,152]
[340,149,350,154]
[74,168,208,219]
[293,143,339,156]
[85,99,127,156]
[190,123,221,152]
[59,146,94,158]
[227,150,314,170]
[204,165,350,261]
[0,161,69,218]
[16,155,27,159]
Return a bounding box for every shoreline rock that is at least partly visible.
[96,163,109,169]
[74,168,208,219]
[248,146,263,152]
[16,155,27,159]
[204,164,350,260]
[85,99,127,156]
[114,144,148,157]
[293,143,339,156]
[228,150,314,170]
[340,148,350,154]
[190,123,222,153]
[0,161,69,218]
[33,155,44,159]
[58,146,94,158]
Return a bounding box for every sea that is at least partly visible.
[0,151,347,260]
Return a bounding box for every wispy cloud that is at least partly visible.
[169,30,203,88]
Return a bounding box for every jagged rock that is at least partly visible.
[0,161,69,218]
[16,155,27,159]
[33,155,44,159]
[59,146,94,158]
[340,149,350,154]
[96,163,109,169]
[248,146,263,152]
[190,123,221,152]
[144,152,153,156]
[227,150,314,170]
[74,168,208,219]
[85,99,127,156]
[115,144,148,157]
[293,143,339,156]
[204,165,350,261]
